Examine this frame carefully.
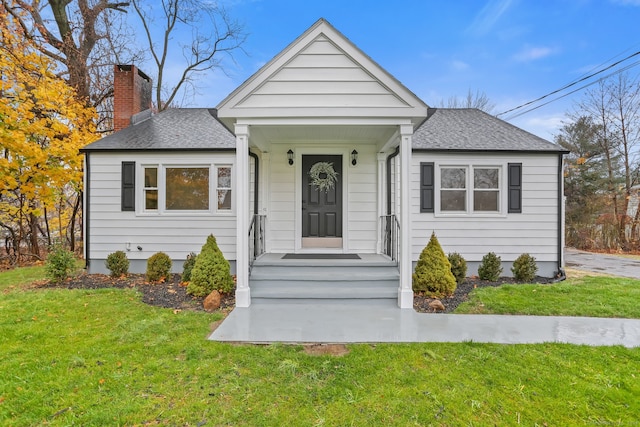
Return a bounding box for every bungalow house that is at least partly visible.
[81,19,567,308]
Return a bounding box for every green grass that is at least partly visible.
[1,266,639,425]
[455,276,640,318]
[0,264,47,292]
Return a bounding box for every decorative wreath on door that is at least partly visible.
[308,161,338,193]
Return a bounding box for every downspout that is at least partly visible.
[84,152,91,270]
[386,146,400,215]
[249,151,259,215]
[555,152,566,282]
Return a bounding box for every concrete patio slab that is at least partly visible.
[209,302,640,348]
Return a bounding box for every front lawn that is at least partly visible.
[1,267,639,425]
[455,276,640,318]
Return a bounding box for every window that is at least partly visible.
[216,166,232,211]
[136,164,232,214]
[473,168,499,211]
[144,167,158,210]
[440,167,467,211]
[166,167,209,210]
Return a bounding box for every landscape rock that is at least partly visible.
[203,290,222,311]
[428,299,446,311]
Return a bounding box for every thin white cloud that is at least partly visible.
[513,46,556,62]
[451,60,470,71]
[467,0,514,35]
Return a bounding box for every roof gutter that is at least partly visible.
[84,152,91,270]
[386,146,400,214]
[555,153,566,282]
[249,151,259,215]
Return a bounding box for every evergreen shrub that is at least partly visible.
[182,252,197,282]
[187,235,234,297]
[146,252,172,282]
[512,253,538,282]
[412,232,457,297]
[45,246,76,283]
[105,250,129,277]
[448,252,467,285]
[478,252,503,281]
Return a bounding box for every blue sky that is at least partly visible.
[146,0,640,141]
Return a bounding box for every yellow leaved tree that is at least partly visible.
[0,2,98,262]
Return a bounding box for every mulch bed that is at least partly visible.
[38,273,235,312]
[39,272,555,314]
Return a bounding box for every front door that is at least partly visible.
[302,155,342,248]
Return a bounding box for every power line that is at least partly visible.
[496,49,640,117]
[503,59,640,120]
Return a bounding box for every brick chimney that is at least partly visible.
[113,65,152,132]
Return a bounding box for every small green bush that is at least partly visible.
[448,252,467,285]
[512,253,538,282]
[45,246,76,283]
[146,252,172,282]
[182,252,197,282]
[478,252,503,281]
[412,232,457,297]
[188,235,234,297]
[105,250,129,277]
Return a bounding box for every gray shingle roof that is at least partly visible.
[413,108,566,152]
[81,108,235,151]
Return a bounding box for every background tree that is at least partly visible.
[131,0,246,110]
[441,89,495,113]
[1,0,143,131]
[0,3,97,262]
[555,116,609,249]
[561,72,640,251]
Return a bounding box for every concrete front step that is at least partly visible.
[249,257,399,303]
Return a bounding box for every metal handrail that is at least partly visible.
[249,214,266,271]
[380,214,400,263]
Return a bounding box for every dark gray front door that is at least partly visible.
[302,155,342,238]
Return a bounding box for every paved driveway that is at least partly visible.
[565,248,640,279]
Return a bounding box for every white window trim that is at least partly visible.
[137,163,234,216]
[434,162,507,218]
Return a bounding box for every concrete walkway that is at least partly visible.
[565,248,640,279]
[209,301,640,348]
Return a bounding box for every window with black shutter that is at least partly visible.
[508,163,522,213]
[420,162,434,213]
[121,161,135,211]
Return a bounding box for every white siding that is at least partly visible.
[346,144,377,252]
[236,36,409,111]
[411,152,561,265]
[87,152,237,269]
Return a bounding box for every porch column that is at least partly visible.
[376,152,386,254]
[398,124,414,308]
[235,124,251,307]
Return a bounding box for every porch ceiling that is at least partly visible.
[248,125,398,150]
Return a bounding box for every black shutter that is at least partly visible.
[121,161,135,211]
[508,163,522,213]
[420,162,434,213]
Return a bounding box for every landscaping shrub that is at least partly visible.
[512,253,538,282]
[45,246,76,283]
[187,234,234,297]
[412,232,457,297]
[146,252,172,282]
[478,252,503,281]
[182,252,197,282]
[105,250,129,277]
[448,252,467,285]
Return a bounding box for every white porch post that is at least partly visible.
[376,152,387,254]
[398,124,414,308]
[235,124,251,307]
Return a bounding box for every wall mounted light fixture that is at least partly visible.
[351,149,358,166]
[287,149,294,165]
